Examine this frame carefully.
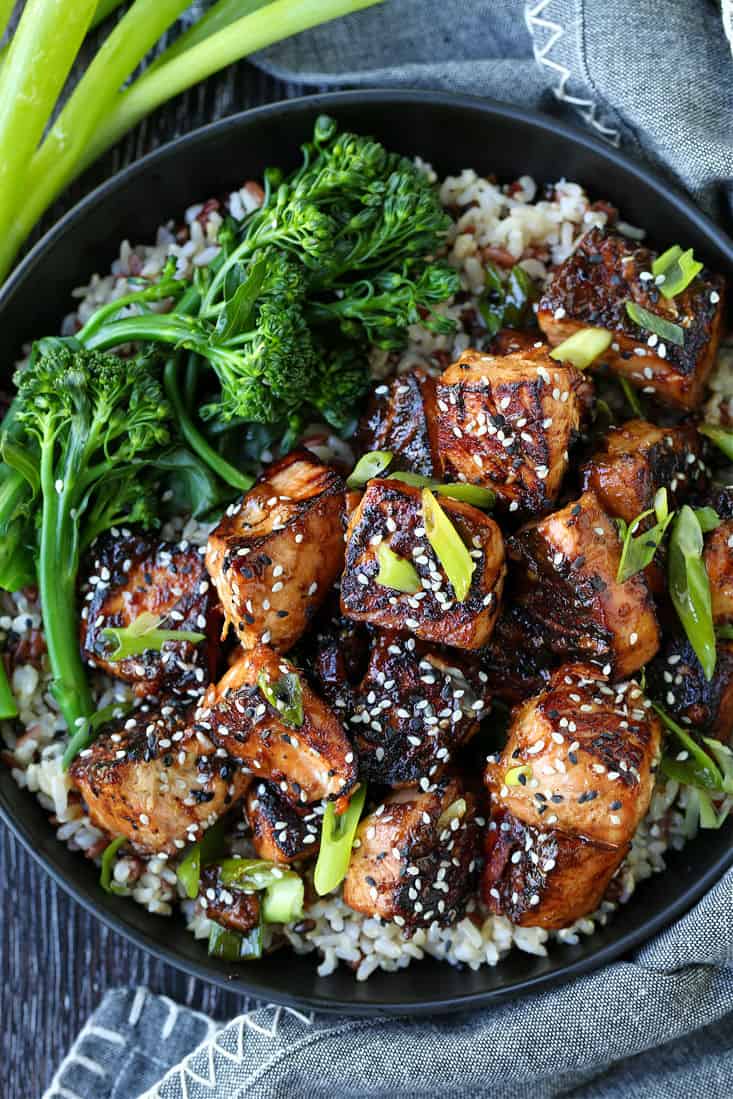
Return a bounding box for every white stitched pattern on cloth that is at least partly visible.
[524,0,622,144]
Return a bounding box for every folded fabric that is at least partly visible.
[42,868,733,1098]
[253,0,733,224]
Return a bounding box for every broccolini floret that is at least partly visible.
[12,344,170,730]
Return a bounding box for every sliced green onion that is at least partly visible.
[695,507,721,534]
[375,542,421,594]
[504,765,532,786]
[261,873,304,923]
[652,246,703,299]
[219,857,285,893]
[422,488,475,603]
[436,797,467,831]
[257,669,304,728]
[625,301,684,347]
[0,657,17,720]
[314,783,367,896]
[616,492,674,582]
[62,699,133,770]
[177,818,229,899]
[100,835,127,895]
[549,327,612,369]
[668,506,716,680]
[208,918,263,961]
[102,611,205,660]
[652,245,683,278]
[702,738,733,794]
[699,424,733,462]
[389,472,495,509]
[346,450,393,489]
[618,375,645,418]
[654,703,724,791]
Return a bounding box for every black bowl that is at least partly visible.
[1,90,732,1016]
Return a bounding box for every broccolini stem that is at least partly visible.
[37,438,93,731]
[162,359,254,492]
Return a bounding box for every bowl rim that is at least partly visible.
[2,87,732,1016]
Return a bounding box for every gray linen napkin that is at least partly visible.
[43,2,733,1097]
[43,869,733,1098]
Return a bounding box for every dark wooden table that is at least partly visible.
[0,40,329,1097]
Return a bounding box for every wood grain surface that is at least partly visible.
[0,19,332,1095]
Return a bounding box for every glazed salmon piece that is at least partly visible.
[199,646,357,805]
[343,776,481,929]
[245,780,320,863]
[437,348,590,519]
[482,663,661,928]
[340,479,506,650]
[205,451,345,652]
[357,367,442,477]
[80,530,219,699]
[581,419,707,525]
[538,227,725,410]
[645,633,733,743]
[508,490,660,678]
[69,699,246,855]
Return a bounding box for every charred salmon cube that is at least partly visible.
[350,632,488,788]
[205,451,345,652]
[343,776,481,929]
[538,227,725,410]
[357,367,442,477]
[703,517,733,625]
[646,634,733,742]
[69,700,246,855]
[483,809,625,930]
[307,594,372,715]
[508,490,660,678]
[245,780,320,863]
[341,479,506,650]
[479,602,555,706]
[199,646,357,805]
[199,865,261,933]
[482,663,661,927]
[581,419,707,525]
[80,530,219,699]
[436,348,590,520]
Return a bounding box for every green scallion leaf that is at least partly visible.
[422,487,475,603]
[257,669,304,728]
[261,873,305,924]
[618,375,645,418]
[652,245,703,299]
[314,784,367,896]
[219,857,285,893]
[346,450,393,489]
[654,703,725,792]
[375,542,422,594]
[207,918,263,961]
[699,424,733,462]
[695,507,721,534]
[549,327,612,369]
[389,472,495,509]
[62,699,133,770]
[177,817,229,900]
[625,301,684,347]
[0,656,17,720]
[478,262,540,336]
[100,835,127,895]
[668,506,717,680]
[102,611,205,661]
[716,624,733,641]
[652,245,683,278]
[616,491,674,583]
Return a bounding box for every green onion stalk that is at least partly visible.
[0,0,384,281]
